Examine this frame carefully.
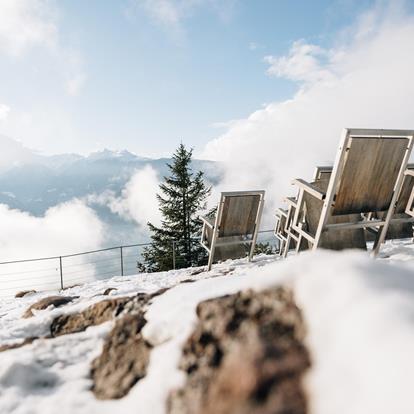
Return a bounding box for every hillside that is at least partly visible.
[0,242,413,413]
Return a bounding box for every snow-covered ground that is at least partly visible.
[1,240,414,413]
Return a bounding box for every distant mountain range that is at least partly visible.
[0,135,221,245]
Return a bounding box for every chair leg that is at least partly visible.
[295,235,303,253]
[283,234,291,258]
[207,249,214,271]
[278,240,285,256]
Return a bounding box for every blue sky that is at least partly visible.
[0,0,385,157]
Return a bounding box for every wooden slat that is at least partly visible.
[220,194,261,237]
[303,171,367,250]
[333,137,408,214]
[213,237,249,262]
[373,167,414,239]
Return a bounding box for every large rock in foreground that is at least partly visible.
[90,313,150,399]
[168,287,310,414]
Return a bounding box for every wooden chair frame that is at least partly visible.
[281,165,333,256]
[274,208,288,255]
[286,129,414,257]
[405,169,414,218]
[200,190,265,270]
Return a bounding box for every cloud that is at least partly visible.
[0,0,86,96]
[0,0,58,57]
[0,200,104,259]
[0,200,105,294]
[264,40,334,84]
[202,1,414,227]
[0,105,10,121]
[126,0,237,40]
[63,50,87,97]
[249,41,264,51]
[90,165,162,232]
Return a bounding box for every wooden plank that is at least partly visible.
[303,170,367,250]
[373,166,414,239]
[333,137,408,214]
[220,194,261,237]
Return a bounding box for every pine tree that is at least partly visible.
[138,143,211,272]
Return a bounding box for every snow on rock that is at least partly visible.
[0,244,413,413]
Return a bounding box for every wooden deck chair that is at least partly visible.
[404,169,414,219]
[370,164,414,240]
[200,191,265,270]
[287,128,414,256]
[274,208,288,255]
[274,208,289,256]
[282,166,334,256]
[278,197,309,254]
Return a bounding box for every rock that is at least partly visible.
[103,287,117,295]
[23,296,77,318]
[90,313,150,399]
[168,287,310,414]
[15,290,37,298]
[0,337,38,352]
[50,296,132,337]
[50,289,168,337]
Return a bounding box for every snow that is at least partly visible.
[0,243,414,413]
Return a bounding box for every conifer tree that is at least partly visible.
[138,143,211,272]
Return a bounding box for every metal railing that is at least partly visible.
[0,230,277,296]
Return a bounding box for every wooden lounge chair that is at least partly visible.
[200,191,265,270]
[369,164,414,240]
[274,208,289,255]
[404,169,414,220]
[280,166,334,255]
[286,128,414,256]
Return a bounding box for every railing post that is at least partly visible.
[120,246,124,276]
[172,240,176,270]
[59,256,64,290]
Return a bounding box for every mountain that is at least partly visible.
[0,135,42,173]
[0,136,221,245]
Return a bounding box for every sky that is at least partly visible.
[0,0,387,158]
[1,0,414,263]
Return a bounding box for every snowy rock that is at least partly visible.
[0,337,38,352]
[91,313,150,399]
[50,296,133,337]
[102,287,117,296]
[22,296,78,318]
[15,290,37,298]
[168,286,310,414]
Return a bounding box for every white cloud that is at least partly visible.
[90,165,162,231]
[0,200,105,294]
[63,50,87,97]
[127,0,236,39]
[264,40,334,84]
[249,41,264,51]
[0,0,58,57]
[0,200,104,260]
[202,2,414,227]
[0,0,86,96]
[0,104,10,121]
[65,73,86,97]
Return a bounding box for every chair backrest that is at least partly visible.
[217,191,265,238]
[394,163,414,214]
[313,165,333,182]
[327,129,414,215]
[275,209,288,238]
